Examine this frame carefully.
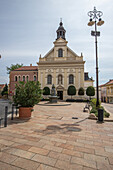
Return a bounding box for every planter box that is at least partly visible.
[19,107,32,119]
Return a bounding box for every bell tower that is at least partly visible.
[56,19,66,40]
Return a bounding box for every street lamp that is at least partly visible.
[87,7,104,107]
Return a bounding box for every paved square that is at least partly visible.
[0,102,113,170]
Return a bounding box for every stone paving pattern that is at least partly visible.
[0,102,113,170]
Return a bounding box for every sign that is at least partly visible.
[91,31,100,36]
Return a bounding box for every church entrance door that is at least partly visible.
[57,91,63,100]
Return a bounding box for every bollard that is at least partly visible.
[4,106,8,127]
[11,104,14,120]
[98,108,104,122]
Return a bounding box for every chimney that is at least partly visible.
[30,64,32,66]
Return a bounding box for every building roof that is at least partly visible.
[0,84,5,89]
[106,79,113,85]
[100,79,113,87]
[13,66,38,71]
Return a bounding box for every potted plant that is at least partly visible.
[13,81,42,119]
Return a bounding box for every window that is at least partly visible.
[47,75,52,84]
[69,74,74,84]
[58,48,63,57]
[34,76,36,81]
[23,76,25,82]
[18,76,21,81]
[26,76,29,82]
[15,76,17,82]
[58,75,63,84]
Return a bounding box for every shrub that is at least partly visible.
[91,98,101,107]
[78,87,84,95]
[13,81,42,107]
[67,86,76,99]
[86,86,95,99]
[90,108,97,113]
[43,87,50,95]
[66,99,75,102]
[104,111,110,118]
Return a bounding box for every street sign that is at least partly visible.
[91,31,100,36]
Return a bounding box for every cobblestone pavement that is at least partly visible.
[0,102,113,170]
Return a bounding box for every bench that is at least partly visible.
[83,103,90,112]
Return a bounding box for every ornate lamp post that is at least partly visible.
[87,7,104,107]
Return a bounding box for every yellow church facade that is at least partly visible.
[37,21,93,100]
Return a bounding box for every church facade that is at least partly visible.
[9,20,93,100]
[37,21,93,100]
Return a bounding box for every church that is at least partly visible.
[9,20,93,100]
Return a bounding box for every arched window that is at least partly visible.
[15,76,17,82]
[23,76,25,82]
[58,74,63,84]
[69,74,74,84]
[18,76,21,81]
[34,75,36,81]
[26,76,29,82]
[58,48,63,57]
[47,75,52,84]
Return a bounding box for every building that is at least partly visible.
[9,20,93,100]
[38,20,93,100]
[0,84,5,97]
[100,79,113,103]
[9,64,38,96]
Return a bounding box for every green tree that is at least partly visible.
[7,63,23,74]
[67,85,76,99]
[13,81,42,107]
[1,84,8,98]
[43,87,50,95]
[86,86,95,99]
[78,87,84,95]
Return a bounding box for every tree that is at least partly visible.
[67,85,76,99]
[7,63,23,74]
[86,86,95,99]
[43,87,50,95]
[78,87,84,95]
[1,84,8,98]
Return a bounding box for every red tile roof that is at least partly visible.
[107,79,113,85]
[13,66,38,71]
[0,84,5,89]
[100,79,113,87]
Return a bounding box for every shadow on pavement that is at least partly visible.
[34,123,82,135]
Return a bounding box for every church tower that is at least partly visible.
[56,19,66,40]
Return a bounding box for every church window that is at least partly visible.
[34,75,36,81]
[58,75,63,84]
[47,75,52,84]
[58,49,63,57]
[23,76,25,82]
[15,76,17,82]
[60,31,62,36]
[69,74,74,84]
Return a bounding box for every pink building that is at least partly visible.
[9,64,38,96]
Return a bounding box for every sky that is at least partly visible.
[0,0,113,86]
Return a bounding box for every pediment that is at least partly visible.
[56,85,64,90]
